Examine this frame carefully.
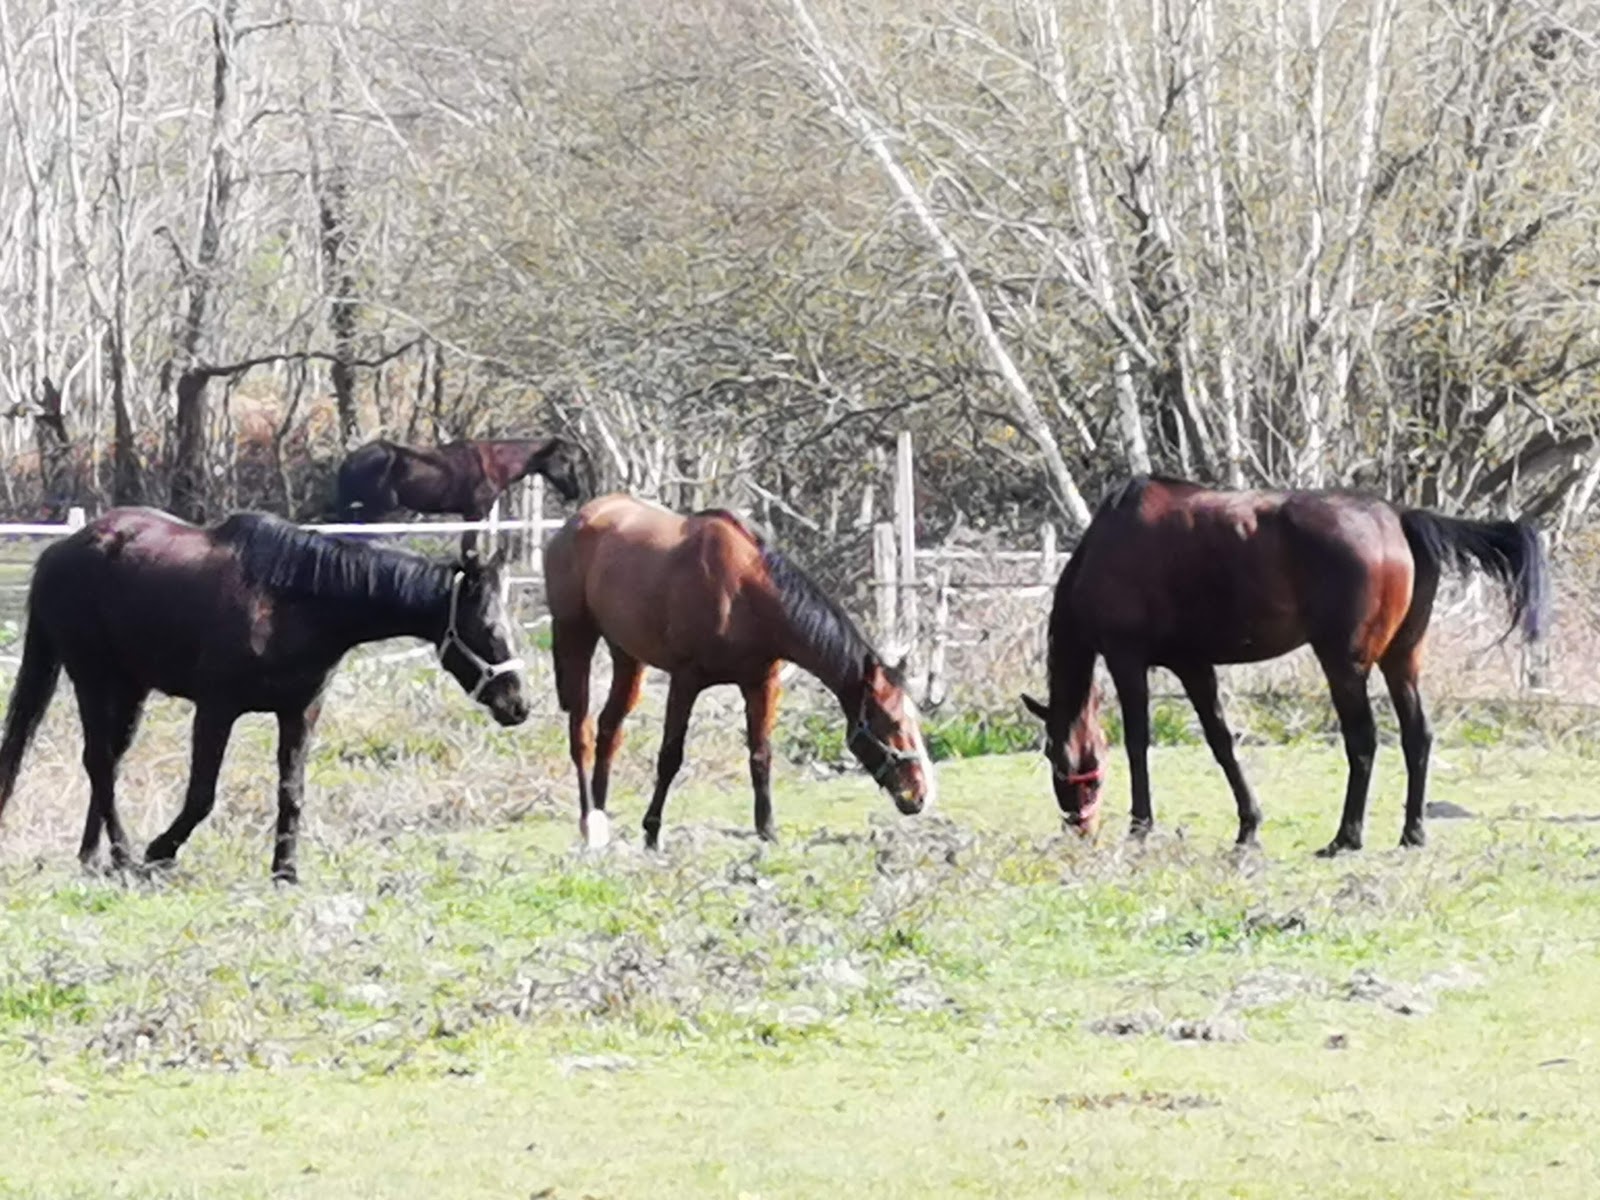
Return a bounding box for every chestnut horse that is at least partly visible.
[1022,476,1548,855]
[544,494,937,849]
[335,436,592,551]
[0,510,529,880]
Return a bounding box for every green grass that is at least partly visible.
[1,714,1598,1196]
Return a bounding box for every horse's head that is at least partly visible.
[1022,689,1109,836]
[438,549,530,727]
[849,653,937,815]
[528,438,588,503]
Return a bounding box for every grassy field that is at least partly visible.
[1,657,1598,1198]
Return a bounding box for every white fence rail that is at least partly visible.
[0,477,568,610]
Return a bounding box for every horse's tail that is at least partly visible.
[1400,508,1550,642]
[0,612,62,823]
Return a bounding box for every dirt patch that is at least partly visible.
[1043,1089,1220,1112]
[1341,964,1485,1016]
[1089,1007,1247,1043]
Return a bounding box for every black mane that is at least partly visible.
[761,546,882,685]
[218,513,450,611]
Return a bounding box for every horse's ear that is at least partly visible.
[1021,693,1050,722]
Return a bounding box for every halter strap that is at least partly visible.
[1059,765,1104,786]
[438,572,524,701]
[848,692,921,786]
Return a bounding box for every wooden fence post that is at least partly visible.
[925,565,952,707]
[894,431,918,661]
[1040,522,1058,584]
[1524,529,1551,692]
[873,522,899,650]
[486,495,502,558]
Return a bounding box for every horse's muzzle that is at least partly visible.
[492,696,531,727]
[1062,797,1102,837]
[892,788,925,816]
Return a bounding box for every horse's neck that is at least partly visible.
[309,574,448,651]
[1048,648,1098,739]
[773,612,864,714]
[480,440,541,486]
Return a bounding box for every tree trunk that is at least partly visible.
[168,0,238,521]
[171,368,210,520]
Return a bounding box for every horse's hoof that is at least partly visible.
[1128,821,1153,843]
[272,867,299,886]
[581,810,611,849]
[1398,827,1426,849]
[756,824,779,844]
[642,823,662,853]
[1314,838,1360,858]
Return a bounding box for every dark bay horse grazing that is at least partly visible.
[0,509,529,881]
[335,436,591,532]
[544,494,936,849]
[1022,477,1548,855]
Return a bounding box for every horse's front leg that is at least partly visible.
[271,700,323,883]
[742,666,781,843]
[641,675,702,851]
[1105,653,1154,839]
[145,704,238,867]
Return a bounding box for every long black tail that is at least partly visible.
[0,613,62,823]
[1400,509,1550,642]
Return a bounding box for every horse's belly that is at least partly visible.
[1150,615,1307,666]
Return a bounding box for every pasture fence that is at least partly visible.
[0,461,1595,746]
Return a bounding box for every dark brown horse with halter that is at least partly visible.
[544,494,937,849]
[335,436,592,551]
[1022,476,1549,856]
[0,509,529,880]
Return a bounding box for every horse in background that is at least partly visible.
[543,494,936,849]
[335,436,592,552]
[0,509,529,881]
[1022,476,1548,855]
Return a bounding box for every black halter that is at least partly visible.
[848,693,921,786]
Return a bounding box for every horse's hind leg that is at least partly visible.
[74,678,146,871]
[145,705,238,867]
[553,617,602,844]
[742,665,781,842]
[592,647,645,823]
[1173,664,1261,845]
[1104,652,1154,839]
[641,674,703,851]
[1313,649,1377,857]
[1380,643,1432,849]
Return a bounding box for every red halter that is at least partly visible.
[1062,766,1104,786]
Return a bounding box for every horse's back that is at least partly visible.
[1070,478,1413,663]
[545,494,764,668]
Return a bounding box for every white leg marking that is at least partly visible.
[582,809,611,849]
